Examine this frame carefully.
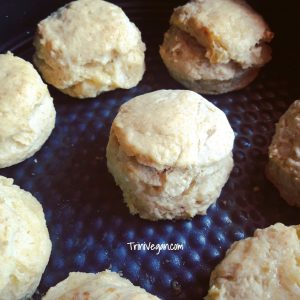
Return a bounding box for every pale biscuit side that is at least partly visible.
[160,26,259,94]
[266,100,300,206]
[107,131,233,220]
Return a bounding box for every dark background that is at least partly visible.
[0,1,300,299]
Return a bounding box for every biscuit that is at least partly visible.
[106,90,234,220]
[33,0,146,99]
[0,176,52,300]
[160,0,273,94]
[43,270,159,299]
[266,100,300,206]
[0,52,56,168]
[205,223,300,300]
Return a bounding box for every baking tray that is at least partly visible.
[1,1,300,299]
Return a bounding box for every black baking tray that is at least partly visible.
[1,1,300,299]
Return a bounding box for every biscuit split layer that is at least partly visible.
[33,0,146,99]
[160,0,273,94]
[106,90,234,220]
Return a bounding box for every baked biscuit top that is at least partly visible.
[43,270,159,300]
[112,90,234,169]
[171,0,273,68]
[35,0,145,66]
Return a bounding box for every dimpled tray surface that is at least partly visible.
[0,1,300,299]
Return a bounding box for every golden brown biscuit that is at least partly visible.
[205,223,300,300]
[43,270,159,300]
[266,100,300,206]
[0,176,52,300]
[106,90,234,220]
[0,52,56,168]
[160,0,273,94]
[33,0,146,99]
